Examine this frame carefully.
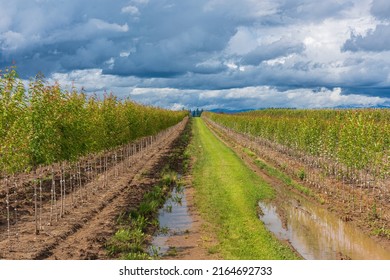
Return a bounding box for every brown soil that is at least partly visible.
[162,181,221,260]
[160,120,220,260]
[204,118,390,252]
[0,119,188,260]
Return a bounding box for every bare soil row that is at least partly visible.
[0,118,188,259]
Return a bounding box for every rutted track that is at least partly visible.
[0,118,188,260]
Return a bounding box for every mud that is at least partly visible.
[0,118,188,259]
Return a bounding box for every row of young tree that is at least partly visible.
[0,67,187,174]
[205,109,389,181]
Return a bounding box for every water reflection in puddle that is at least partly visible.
[258,196,390,259]
[149,187,192,256]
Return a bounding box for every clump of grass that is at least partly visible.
[166,246,178,256]
[172,194,183,205]
[161,171,178,187]
[107,183,167,259]
[106,228,145,257]
[107,169,185,259]
[372,227,390,239]
[165,204,173,213]
[297,169,306,181]
[207,245,220,255]
[123,252,151,260]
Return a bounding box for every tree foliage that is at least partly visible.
[0,68,187,173]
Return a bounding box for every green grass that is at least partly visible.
[191,118,299,259]
[242,147,313,197]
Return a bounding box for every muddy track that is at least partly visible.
[0,118,188,260]
[204,117,390,251]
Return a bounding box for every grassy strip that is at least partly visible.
[191,118,299,259]
[242,148,313,197]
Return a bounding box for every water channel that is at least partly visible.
[149,187,192,256]
[258,188,390,259]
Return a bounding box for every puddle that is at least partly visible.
[149,187,192,256]
[258,194,390,259]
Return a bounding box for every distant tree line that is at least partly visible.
[191,108,204,117]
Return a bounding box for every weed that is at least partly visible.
[106,228,145,256]
[116,211,127,224]
[254,159,266,169]
[161,171,178,186]
[175,182,184,193]
[165,204,173,213]
[132,215,148,230]
[297,169,306,181]
[149,245,161,259]
[172,194,183,205]
[370,203,379,220]
[159,226,170,235]
[138,200,158,216]
[149,218,160,229]
[372,227,390,239]
[207,245,219,255]
[166,246,178,256]
[123,252,151,260]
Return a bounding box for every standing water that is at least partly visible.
[149,187,192,256]
[258,191,390,259]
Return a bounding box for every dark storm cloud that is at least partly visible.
[370,0,390,20]
[342,25,390,52]
[342,0,390,53]
[1,0,389,109]
[241,40,305,65]
[0,0,239,78]
[276,0,354,22]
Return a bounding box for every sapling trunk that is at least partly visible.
[34,172,38,234]
[13,180,18,240]
[114,153,118,177]
[39,174,42,230]
[50,165,57,224]
[70,168,74,207]
[60,165,63,218]
[63,163,66,215]
[6,176,10,241]
[77,163,82,202]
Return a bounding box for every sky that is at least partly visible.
[1,0,390,110]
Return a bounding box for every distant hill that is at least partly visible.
[208,108,255,114]
[207,105,389,113]
[332,104,390,109]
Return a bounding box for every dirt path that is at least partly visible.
[204,117,390,254]
[162,182,221,260]
[0,119,187,260]
[170,118,298,259]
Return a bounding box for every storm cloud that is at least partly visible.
[0,0,389,109]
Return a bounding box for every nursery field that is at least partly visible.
[1,70,389,259]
